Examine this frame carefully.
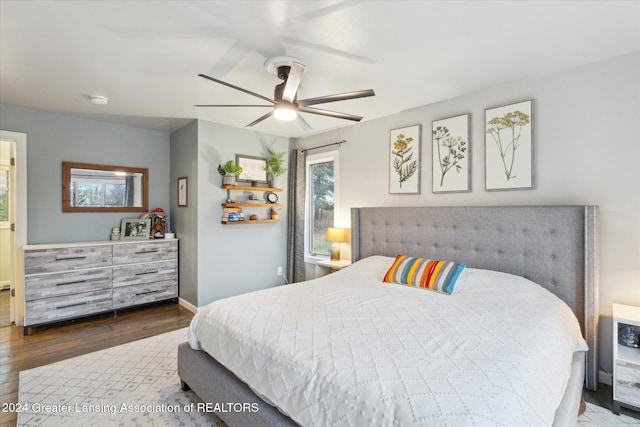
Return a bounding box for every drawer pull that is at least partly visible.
[56,280,88,287]
[135,289,164,296]
[136,270,159,276]
[56,301,89,309]
[55,256,87,261]
[135,249,159,254]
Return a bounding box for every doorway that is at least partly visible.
[0,130,27,327]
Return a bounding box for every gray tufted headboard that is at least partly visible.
[351,205,599,390]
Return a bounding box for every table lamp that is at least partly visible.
[326,227,345,261]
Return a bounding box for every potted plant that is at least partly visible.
[218,160,243,186]
[265,147,287,188]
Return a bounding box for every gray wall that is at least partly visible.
[299,51,640,378]
[0,105,170,243]
[169,121,198,306]
[169,119,290,307]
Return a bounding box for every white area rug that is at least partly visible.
[17,328,639,426]
[18,328,224,426]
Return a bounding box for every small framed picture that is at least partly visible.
[178,176,188,207]
[120,218,151,240]
[236,155,267,184]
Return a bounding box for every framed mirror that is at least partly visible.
[62,161,148,212]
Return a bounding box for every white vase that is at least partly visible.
[223,175,236,186]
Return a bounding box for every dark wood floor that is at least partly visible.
[0,301,194,427]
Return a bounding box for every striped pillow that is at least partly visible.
[383,255,465,295]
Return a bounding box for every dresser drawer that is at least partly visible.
[25,268,112,301]
[615,360,640,405]
[25,289,113,326]
[112,260,177,288]
[113,281,177,309]
[25,245,112,274]
[113,240,177,265]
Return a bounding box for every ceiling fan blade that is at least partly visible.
[298,89,375,107]
[281,62,306,103]
[296,114,312,131]
[298,106,363,122]
[198,74,275,104]
[246,111,273,127]
[194,104,272,107]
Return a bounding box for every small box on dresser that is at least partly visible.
[613,303,640,415]
[22,239,178,335]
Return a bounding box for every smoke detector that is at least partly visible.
[90,95,109,105]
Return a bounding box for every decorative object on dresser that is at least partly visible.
[613,303,640,415]
[389,124,421,194]
[141,207,169,238]
[120,218,151,240]
[485,99,533,191]
[22,239,178,335]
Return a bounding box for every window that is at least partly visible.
[70,173,135,207]
[0,167,8,224]
[306,151,338,257]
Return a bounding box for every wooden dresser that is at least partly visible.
[22,239,178,335]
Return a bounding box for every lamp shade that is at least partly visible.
[326,227,345,243]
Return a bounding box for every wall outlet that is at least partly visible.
[277,266,283,276]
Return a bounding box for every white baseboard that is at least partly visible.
[0,281,9,290]
[179,298,198,314]
[599,369,612,386]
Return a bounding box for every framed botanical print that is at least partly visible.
[177,176,188,207]
[432,113,470,193]
[236,155,267,184]
[389,125,421,194]
[485,99,533,191]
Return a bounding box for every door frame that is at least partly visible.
[0,130,27,326]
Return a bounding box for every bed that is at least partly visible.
[178,205,598,426]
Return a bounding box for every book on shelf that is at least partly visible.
[222,207,243,222]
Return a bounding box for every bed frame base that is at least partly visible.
[177,342,296,427]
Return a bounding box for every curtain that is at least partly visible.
[124,175,134,207]
[287,149,306,283]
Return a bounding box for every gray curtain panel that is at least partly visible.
[287,149,306,283]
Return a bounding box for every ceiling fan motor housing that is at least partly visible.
[274,80,297,104]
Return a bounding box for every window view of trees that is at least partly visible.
[71,182,126,207]
[309,160,334,255]
[0,168,8,222]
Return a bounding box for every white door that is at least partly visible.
[0,131,27,326]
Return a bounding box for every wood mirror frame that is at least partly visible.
[62,161,149,212]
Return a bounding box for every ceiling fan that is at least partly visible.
[195,56,375,131]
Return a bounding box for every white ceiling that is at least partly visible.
[1,1,639,138]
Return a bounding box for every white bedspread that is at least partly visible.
[189,256,587,426]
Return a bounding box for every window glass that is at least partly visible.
[307,152,337,256]
[0,168,8,222]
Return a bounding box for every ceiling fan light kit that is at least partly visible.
[196,56,375,130]
[273,102,297,121]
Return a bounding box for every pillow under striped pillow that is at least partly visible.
[382,255,465,295]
